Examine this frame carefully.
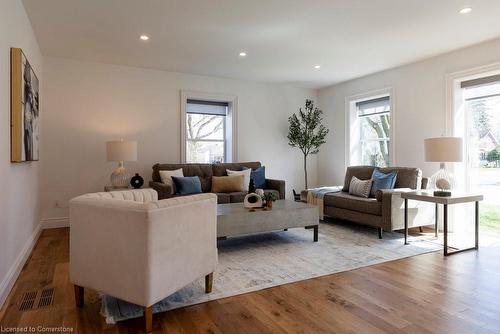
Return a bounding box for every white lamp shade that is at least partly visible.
[424,137,463,162]
[106,140,137,162]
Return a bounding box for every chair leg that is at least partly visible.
[145,306,153,333]
[378,228,383,239]
[74,285,84,308]
[205,272,213,293]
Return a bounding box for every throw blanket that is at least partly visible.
[306,186,342,220]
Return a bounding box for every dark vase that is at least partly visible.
[266,200,273,209]
[130,173,144,189]
[248,178,256,193]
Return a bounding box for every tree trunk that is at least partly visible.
[303,154,308,190]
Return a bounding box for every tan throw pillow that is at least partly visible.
[349,176,372,198]
[211,175,245,193]
[226,169,251,190]
[159,168,184,194]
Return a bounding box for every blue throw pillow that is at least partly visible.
[171,176,202,195]
[370,169,397,198]
[243,166,266,189]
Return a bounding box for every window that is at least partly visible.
[356,96,391,167]
[185,99,228,163]
[347,91,393,168]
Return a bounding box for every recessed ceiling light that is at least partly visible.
[140,35,149,41]
[314,65,321,69]
[459,7,472,14]
[239,51,247,57]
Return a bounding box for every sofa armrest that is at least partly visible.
[377,188,434,231]
[149,181,173,200]
[376,188,412,202]
[265,178,285,199]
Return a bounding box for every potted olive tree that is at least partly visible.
[287,99,329,189]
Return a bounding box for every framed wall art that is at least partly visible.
[11,47,40,162]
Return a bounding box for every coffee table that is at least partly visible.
[217,200,319,241]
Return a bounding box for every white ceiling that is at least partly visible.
[22,0,500,88]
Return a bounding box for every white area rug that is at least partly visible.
[101,221,440,323]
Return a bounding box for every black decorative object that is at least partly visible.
[248,178,256,193]
[130,173,144,189]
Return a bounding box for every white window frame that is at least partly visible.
[445,62,500,192]
[345,87,395,169]
[180,90,238,163]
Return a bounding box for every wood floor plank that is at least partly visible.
[1,228,500,333]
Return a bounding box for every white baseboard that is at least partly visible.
[0,223,42,310]
[41,217,69,229]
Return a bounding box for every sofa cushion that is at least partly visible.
[216,193,231,204]
[342,166,423,191]
[378,167,422,189]
[229,191,248,203]
[152,163,213,193]
[244,166,266,189]
[227,169,251,190]
[211,175,245,193]
[324,191,382,216]
[349,176,373,198]
[370,169,397,198]
[342,166,375,192]
[159,168,183,194]
[171,176,202,195]
[212,162,261,176]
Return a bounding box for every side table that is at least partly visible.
[401,191,483,256]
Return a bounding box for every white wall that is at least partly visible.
[41,57,317,221]
[317,37,500,186]
[0,0,42,307]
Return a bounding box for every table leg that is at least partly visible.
[404,198,408,245]
[475,201,479,250]
[444,204,448,256]
[435,203,439,238]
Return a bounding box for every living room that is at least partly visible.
[1,0,500,333]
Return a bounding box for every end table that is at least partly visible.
[401,191,483,256]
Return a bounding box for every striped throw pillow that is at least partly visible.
[349,176,373,198]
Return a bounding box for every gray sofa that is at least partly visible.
[149,161,285,204]
[307,166,434,238]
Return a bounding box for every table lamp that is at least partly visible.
[106,139,137,188]
[424,137,463,197]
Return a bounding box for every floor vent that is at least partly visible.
[38,287,54,308]
[19,290,37,311]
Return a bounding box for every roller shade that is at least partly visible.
[187,99,228,116]
[461,74,500,89]
[356,96,390,116]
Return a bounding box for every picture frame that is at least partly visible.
[11,47,40,162]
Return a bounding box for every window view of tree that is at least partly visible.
[465,82,500,234]
[357,97,391,167]
[185,100,228,163]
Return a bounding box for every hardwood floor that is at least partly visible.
[1,227,500,333]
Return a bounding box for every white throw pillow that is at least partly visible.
[348,176,372,198]
[226,169,251,190]
[159,168,184,194]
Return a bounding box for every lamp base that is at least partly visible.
[434,190,451,197]
[110,162,130,188]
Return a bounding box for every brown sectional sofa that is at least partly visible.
[305,166,434,238]
[149,161,285,204]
